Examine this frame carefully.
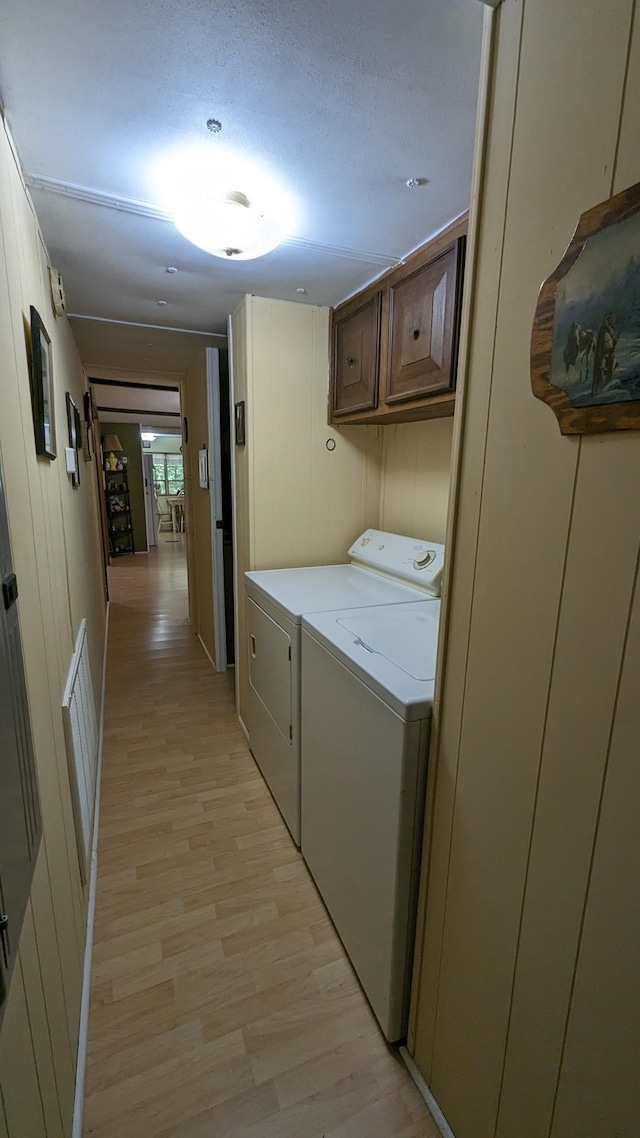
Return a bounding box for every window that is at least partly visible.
[152,453,184,495]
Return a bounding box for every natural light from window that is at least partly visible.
[153,453,184,495]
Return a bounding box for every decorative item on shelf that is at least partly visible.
[531,180,640,435]
[28,306,56,459]
[65,393,81,488]
[102,433,123,471]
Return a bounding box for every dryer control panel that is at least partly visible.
[348,529,445,596]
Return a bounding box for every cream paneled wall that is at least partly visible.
[379,418,453,543]
[410,4,640,1138]
[0,114,106,1135]
[231,296,381,724]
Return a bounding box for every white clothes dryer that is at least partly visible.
[301,598,441,1042]
[244,530,444,845]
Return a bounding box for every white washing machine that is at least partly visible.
[301,596,441,1042]
[244,530,444,845]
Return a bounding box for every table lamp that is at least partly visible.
[103,434,123,471]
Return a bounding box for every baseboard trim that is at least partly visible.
[238,714,250,742]
[399,1047,456,1138]
[197,632,217,672]
[72,601,110,1138]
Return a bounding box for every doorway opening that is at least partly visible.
[144,434,185,546]
[91,375,187,577]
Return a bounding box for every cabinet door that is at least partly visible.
[387,238,465,404]
[332,293,381,415]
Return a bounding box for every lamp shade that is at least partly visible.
[174,190,282,260]
[103,434,123,452]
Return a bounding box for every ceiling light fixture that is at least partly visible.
[174,189,282,260]
[157,299,168,306]
[141,433,157,441]
[406,177,427,189]
[165,266,178,274]
[206,118,222,133]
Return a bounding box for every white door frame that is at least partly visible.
[206,347,227,671]
[227,316,241,711]
[142,452,157,548]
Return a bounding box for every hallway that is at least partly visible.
[83,542,436,1137]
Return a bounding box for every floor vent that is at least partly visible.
[62,619,98,882]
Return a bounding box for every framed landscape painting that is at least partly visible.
[531,181,640,434]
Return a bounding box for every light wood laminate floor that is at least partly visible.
[84,540,438,1137]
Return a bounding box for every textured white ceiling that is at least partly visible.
[0,0,484,376]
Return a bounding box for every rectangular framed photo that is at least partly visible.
[234,400,246,446]
[66,393,80,488]
[29,306,56,459]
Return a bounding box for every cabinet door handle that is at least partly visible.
[410,328,420,340]
[345,356,356,367]
[250,634,257,659]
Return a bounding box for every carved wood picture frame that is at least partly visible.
[531,181,640,435]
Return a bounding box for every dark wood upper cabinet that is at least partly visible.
[329,216,467,425]
[387,240,464,404]
[332,293,381,416]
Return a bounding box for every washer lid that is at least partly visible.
[337,604,440,681]
[302,600,440,720]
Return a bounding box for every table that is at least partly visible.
[165,495,185,534]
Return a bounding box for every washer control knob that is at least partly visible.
[413,549,436,570]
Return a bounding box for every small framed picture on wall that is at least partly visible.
[29,306,56,459]
[65,393,81,488]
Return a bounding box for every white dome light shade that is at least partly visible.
[174,190,282,260]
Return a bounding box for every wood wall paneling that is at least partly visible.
[18,904,65,1136]
[549,564,640,1137]
[0,116,106,1135]
[409,0,525,1075]
[411,2,640,1137]
[0,965,46,1136]
[28,853,76,1130]
[379,419,453,544]
[495,431,640,1138]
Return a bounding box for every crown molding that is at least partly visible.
[67,313,227,338]
[24,172,400,268]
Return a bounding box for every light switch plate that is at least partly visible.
[65,446,77,474]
